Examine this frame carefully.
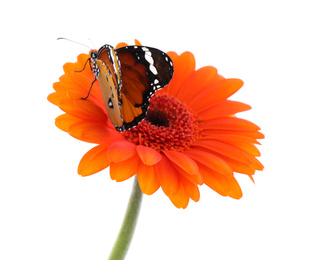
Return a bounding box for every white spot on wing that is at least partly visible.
[150,65,158,75]
[143,50,158,75]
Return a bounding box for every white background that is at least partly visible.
[1,0,309,259]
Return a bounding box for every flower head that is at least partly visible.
[48,41,264,208]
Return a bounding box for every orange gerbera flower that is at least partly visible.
[48,41,264,208]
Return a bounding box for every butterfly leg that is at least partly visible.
[81,78,97,100]
[75,58,92,73]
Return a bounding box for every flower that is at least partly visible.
[48,41,264,209]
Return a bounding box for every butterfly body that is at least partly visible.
[89,44,174,132]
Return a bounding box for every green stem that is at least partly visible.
[108,175,143,260]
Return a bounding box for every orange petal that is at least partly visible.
[137,162,160,195]
[217,156,256,175]
[67,64,94,89]
[180,175,200,202]
[107,141,137,162]
[202,134,261,156]
[110,155,139,182]
[193,79,244,112]
[154,156,180,197]
[193,139,253,164]
[136,145,162,165]
[197,162,232,196]
[78,145,110,176]
[134,39,142,46]
[227,177,243,199]
[47,92,62,105]
[185,148,233,177]
[116,42,129,49]
[201,117,261,131]
[198,100,251,120]
[58,99,95,121]
[53,80,74,96]
[166,52,196,97]
[163,150,198,175]
[251,157,264,171]
[76,53,91,69]
[177,66,218,101]
[166,51,178,62]
[171,163,203,185]
[73,98,108,123]
[55,114,81,132]
[68,121,122,144]
[202,129,264,140]
[168,184,189,209]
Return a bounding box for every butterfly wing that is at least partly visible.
[96,46,124,131]
[116,46,174,107]
[116,45,174,129]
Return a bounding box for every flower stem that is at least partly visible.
[108,175,143,260]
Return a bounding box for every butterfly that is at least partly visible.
[86,44,174,132]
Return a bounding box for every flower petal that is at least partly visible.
[217,156,256,175]
[227,177,243,199]
[137,162,160,195]
[176,66,218,102]
[193,79,244,112]
[185,148,233,177]
[134,39,142,45]
[171,163,204,185]
[116,42,128,49]
[180,175,200,202]
[58,99,95,121]
[47,92,62,105]
[202,129,265,140]
[163,150,198,175]
[202,134,261,156]
[154,156,180,197]
[107,141,137,162]
[55,114,81,132]
[68,121,122,144]
[73,98,108,123]
[166,52,196,97]
[136,145,162,165]
[78,145,110,176]
[169,184,190,209]
[201,117,261,131]
[110,155,140,182]
[197,162,233,197]
[193,139,253,164]
[166,51,178,62]
[198,100,251,119]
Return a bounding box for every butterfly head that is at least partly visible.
[90,50,98,60]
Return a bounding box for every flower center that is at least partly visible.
[122,94,199,152]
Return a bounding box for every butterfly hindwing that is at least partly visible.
[116,45,174,108]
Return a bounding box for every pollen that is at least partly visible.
[123,94,200,152]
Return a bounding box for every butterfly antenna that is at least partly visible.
[88,38,96,49]
[57,37,92,50]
